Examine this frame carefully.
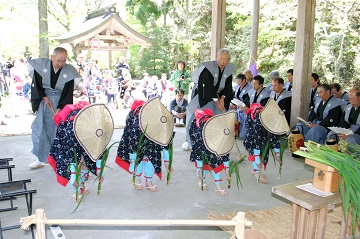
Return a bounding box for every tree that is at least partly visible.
[38,0,49,58]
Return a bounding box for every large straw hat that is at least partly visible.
[202,111,236,157]
[139,96,174,146]
[259,98,290,135]
[74,104,114,162]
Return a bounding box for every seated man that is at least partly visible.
[328,87,359,145]
[296,83,346,144]
[169,89,188,127]
[331,82,349,103]
[309,73,320,112]
[284,69,293,91]
[265,70,279,91]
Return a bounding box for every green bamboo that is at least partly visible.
[228,156,245,190]
[97,141,119,195]
[132,128,147,188]
[71,149,85,214]
[258,142,269,182]
[166,140,173,185]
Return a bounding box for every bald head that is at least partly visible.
[243,70,253,83]
[348,87,360,108]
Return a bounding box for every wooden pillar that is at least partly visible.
[291,0,316,127]
[210,0,226,60]
[109,50,112,70]
[249,0,260,67]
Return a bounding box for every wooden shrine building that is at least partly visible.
[57,5,150,68]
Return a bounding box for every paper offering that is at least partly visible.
[296,183,334,197]
[328,127,354,136]
[231,99,246,107]
[296,116,308,124]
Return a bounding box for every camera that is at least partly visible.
[180,73,185,79]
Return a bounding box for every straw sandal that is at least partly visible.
[252,172,268,184]
[198,181,208,190]
[214,189,228,196]
[145,185,158,192]
[71,194,83,202]
[134,183,144,190]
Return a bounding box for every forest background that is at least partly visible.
[0,0,359,88]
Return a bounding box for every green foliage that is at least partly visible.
[126,0,162,27]
[4,0,360,89]
[136,26,172,77]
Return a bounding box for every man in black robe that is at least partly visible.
[28,47,80,169]
[183,49,236,150]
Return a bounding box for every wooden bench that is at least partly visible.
[0,180,37,239]
[0,158,14,182]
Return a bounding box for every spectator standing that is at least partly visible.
[141,72,149,100]
[169,60,191,99]
[115,56,130,72]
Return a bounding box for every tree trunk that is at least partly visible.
[38,0,49,58]
[249,0,260,67]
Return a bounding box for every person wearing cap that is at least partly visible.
[169,60,191,99]
[115,99,173,192]
[47,101,105,202]
[27,47,81,169]
[183,48,236,151]
[232,73,252,139]
[296,83,346,144]
[189,108,230,196]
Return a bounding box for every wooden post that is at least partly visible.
[109,50,112,70]
[35,209,46,239]
[234,212,245,239]
[249,0,260,67]
[210,0,226,60]
[291,0,316,127]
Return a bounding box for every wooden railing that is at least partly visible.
[21,208,252,239]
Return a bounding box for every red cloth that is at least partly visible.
[194,108,214,128]
[131,99,145,111]
[246,103,263,120]
[53,101,89,126]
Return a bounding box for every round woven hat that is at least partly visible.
[139,96,174,146]
[260,98,290,135]
[202,111,236,156]
[74,104,114,162]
